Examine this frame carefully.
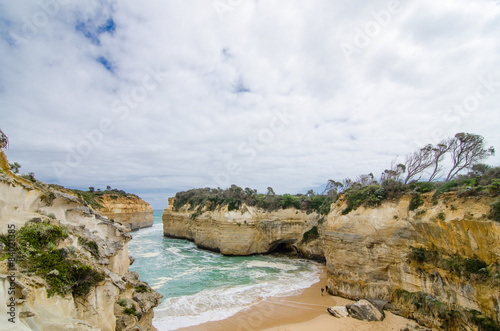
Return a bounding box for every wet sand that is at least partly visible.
[177,267,421,331]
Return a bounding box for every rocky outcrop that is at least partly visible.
[346,299,385,322]
[163,187,500,329]
[324,192,500,329]
[0,151,161,331]
[97,195,154,230]
[163,198,324,256]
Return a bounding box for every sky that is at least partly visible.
[1,0,499,209]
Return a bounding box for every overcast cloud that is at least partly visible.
[1,0,499,209]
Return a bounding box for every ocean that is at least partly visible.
[128,210,322,331]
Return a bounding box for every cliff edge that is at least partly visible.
[163,185,500,329]
[163,197,326,258]
[0,150,161,331]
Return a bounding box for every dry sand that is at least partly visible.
[177,266,423,331]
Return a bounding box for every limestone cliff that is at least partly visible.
[324,192,500,329]
[163,188,500,329]
[0,150,161,331]
[96,194,154,230]
[51,186,155,231]
[163,197,325,257]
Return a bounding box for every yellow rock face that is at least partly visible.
[97,195,154,230]
[162,197,323,256]
[0,151,161,331]
[324,192,500,326]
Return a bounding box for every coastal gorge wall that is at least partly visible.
[163,191,500,329]
[163,198,325,258]
[324,192,500,329]
[97,195,154,230]
[0,151,161,331]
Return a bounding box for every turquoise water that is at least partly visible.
[128,210,321,330]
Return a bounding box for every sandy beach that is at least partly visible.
[177,267,422,331]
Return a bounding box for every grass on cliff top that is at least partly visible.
[9,223,104,297]
[47,184,140,210]
[173,185,333,216]
[339,167,500,215]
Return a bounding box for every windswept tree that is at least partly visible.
[381,159,406,182]
[356,173,375,186]
[341,178,354,191]
[445,133,495,181]
[403,145,434,184]
[266,187,276,196]
[322,179,344,196]
[9,162,21,174]
[0,129,8,149]
[428,139,452,182]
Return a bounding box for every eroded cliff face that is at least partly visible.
[97,195,154,230]
[324,192,500,329]
[164,189,500,329]
[163,198,325,257]
[0,151,161,331]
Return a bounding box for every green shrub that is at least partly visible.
[17,223,68,250]
[488,179,500,197]
[410,182,436,194]
[409,247,429,263]
[437,212,446,221]
[16,224,104,297]
[342,185,386,215]
[123,307,137,316]
[226,198,241,211]
[490,200,500,222]
[468,310,500,331]
[302,226,319,243]
[135,284,150,293]
[464,258,488,275]
[172,186,332,215]
[409,195,424,211]
[433,181,458,198]
[78,237,100,257]
[117,298,128,307]
[408,247,490,281]
[381,179,406,199]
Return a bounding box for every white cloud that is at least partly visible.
[1,0,499,208]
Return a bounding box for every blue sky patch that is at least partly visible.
[97,56,114,73]
[75,17,116,46]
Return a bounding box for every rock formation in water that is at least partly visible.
[163,186,500,329]
[96,194,154,230]
[51,186,155,230]
[163,197,325,258]
[0,150,161,331]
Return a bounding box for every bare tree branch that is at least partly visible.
[446,133,495,181]
[428,139,452,182]
[403,145,434,184]
[0,129,8,149]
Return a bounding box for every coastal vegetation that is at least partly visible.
[393,289,499,330]
[173,185,333,216]
[47,184,140,210]
[327,133,498,215]
[173,133,497,219]
[408,247,496,283]
[1,222,104,297]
